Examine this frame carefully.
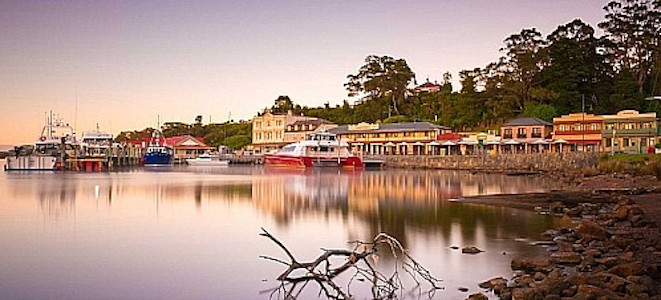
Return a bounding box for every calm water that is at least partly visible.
[0,163,562,299]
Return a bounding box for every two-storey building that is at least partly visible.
[284,119,337,144]
[602,110,658,154]
[328,122,450,155]
[552,113,604,151]
[500,117,553,153]
[252,110,335,154]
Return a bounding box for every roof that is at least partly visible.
[165,135,212,148]
[436,132,462,141]
[503,117,552,127]
[289,118,334,126]
[415,82,441,89]
[329,122,448,135]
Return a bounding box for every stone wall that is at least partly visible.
[370,153,599,172]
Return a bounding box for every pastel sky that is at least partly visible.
[0,0,609,145]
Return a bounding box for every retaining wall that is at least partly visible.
[369,153,599,172]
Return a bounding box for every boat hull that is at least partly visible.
[186,159,229,166]
[264,154,363,168]
[5,156,57,171]
[143,152,172,165]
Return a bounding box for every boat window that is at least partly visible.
[319,146,329,152]
[281,145,296,152]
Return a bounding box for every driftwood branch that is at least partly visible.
[260,227,443,299]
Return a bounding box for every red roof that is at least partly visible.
[416,82,441,89]
[437,132,462,141]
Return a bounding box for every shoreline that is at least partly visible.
[458,173,661,300]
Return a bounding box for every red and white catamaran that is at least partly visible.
[263,132,363,168]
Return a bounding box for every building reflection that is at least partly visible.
[251,170,559,247]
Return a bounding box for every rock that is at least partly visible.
[550,201,565,214]
[466,292,488,300]
[511,288,543,300]
[596,256,619,268]
[534,272,546,281]
[608,262,643,277]
[550,251,581,265]
[626,283,648,295]
[613,205,630,220]
[574,284,620,299]
[462,246,484,254]
[511,257,552,273]
[576,220,607,240]
[458,287,469,292]
[479,277,508,289]
[565,205,583,217]
[493,283,508,295]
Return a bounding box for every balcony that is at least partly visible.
[531,133,542,138]
[516,134,527,139]
[503,134,513,139]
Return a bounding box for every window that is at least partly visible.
[623,138,629,147]
[517,128,527,138]
[531,128,541,138]
[503,129,512,139]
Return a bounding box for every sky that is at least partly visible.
[0,0,610,145]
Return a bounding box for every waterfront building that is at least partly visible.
[601,110,658,154]
[284,118,337,144]
[328,122,450,155]
[251,110,328,154]
[552,113,604,152]
[165,135,214,162]
[500,117,553,153]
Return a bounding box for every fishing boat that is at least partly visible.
[263,132,363,168]
[5,111,77,171]
[143,129,172,166]
[185,153,229,166]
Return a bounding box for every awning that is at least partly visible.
[532,139,549,144]
[370,143,383,146]
[553,139,568,144]
[428,141,440,146]
[413,141,424,146]
[442,141,457,146]
[485,141,501,145]
[399,142,408,145]
[384,142,396,147]
[352,142,364,146]
[504,140,520,145]
[459,139,478,145]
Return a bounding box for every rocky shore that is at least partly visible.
[465,192,661,300]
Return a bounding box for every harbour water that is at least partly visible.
[0,163,563,299]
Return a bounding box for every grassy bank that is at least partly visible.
[598,153,661,178]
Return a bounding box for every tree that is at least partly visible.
[222,135,251,150]
[345,55,415,115]
[599,0,661,94]
[541,19,612,114]
[194,115,203,126]
[271,96,295,113]
[500,28,549,111]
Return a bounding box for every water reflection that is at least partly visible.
[0,167,562,299]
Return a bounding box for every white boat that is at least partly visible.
[5,111,77,171]
[186,153,229,166]
[81,124,113,158]
[263,132,363,168]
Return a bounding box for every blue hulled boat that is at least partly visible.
[143,130,172,166]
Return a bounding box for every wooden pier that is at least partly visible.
[65,145,142,171]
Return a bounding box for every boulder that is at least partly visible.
[608,262,643,277]
[462,246,484,254]
[465,292,488,300]
[511,257,553,273]
[478,277,507,289]
[576,220,607,241]
[550,251,581,265]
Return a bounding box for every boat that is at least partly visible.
[263,132,363,168]
[143,129,173,166]
[186,153,229,166]
[81,124,114,158]
[5,112,77,171]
